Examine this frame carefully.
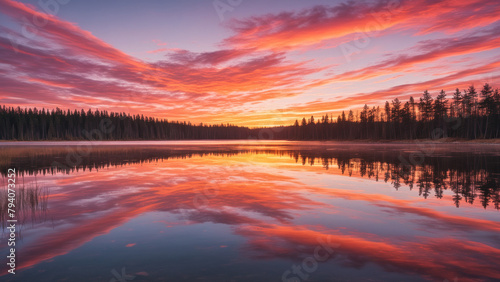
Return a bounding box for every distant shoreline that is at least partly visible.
[1,138,500,145]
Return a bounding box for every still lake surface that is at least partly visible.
[0,141,499,282]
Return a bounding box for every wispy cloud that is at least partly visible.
[334,26,500,82]
[1,0,500,125]
[224,0,500,52]
[0,0,325,124]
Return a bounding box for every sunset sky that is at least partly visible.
[1,0,500,127]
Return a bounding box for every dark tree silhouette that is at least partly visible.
[278,83,499,140]
[1,83,499,141]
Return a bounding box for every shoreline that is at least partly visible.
[1,138,499,145]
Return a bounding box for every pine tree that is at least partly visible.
[419,90,433,122]
[452,88,462,117]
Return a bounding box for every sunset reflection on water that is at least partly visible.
[0,143,499,281]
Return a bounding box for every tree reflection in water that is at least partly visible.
[1,144,498,210]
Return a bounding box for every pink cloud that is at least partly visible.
[223,0,500,52]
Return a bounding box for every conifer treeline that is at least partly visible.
[0,83,499,141]
[0,107,255,140]
[279,83,500,140]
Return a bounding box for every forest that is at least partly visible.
[0,83,498,141]
[281,83,500,140]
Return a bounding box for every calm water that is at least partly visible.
[0,141,499,282]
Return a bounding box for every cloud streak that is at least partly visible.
[0,0,327,124]
[334,26,500,82]
[0,0,500,125]
[224,0,500,52]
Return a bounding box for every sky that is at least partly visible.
[1,0,500,127]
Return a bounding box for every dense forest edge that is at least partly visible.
[1,83,499,141]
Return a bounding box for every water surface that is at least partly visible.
[1,141,499,281]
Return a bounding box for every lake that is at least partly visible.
[0,141,499,281]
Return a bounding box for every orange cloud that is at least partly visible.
[278,61,500,118]
[1,0,500,127]
[224,0,500,52]
[0,11,325,126]
[0,0,145,68]
[334,27,500,82]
